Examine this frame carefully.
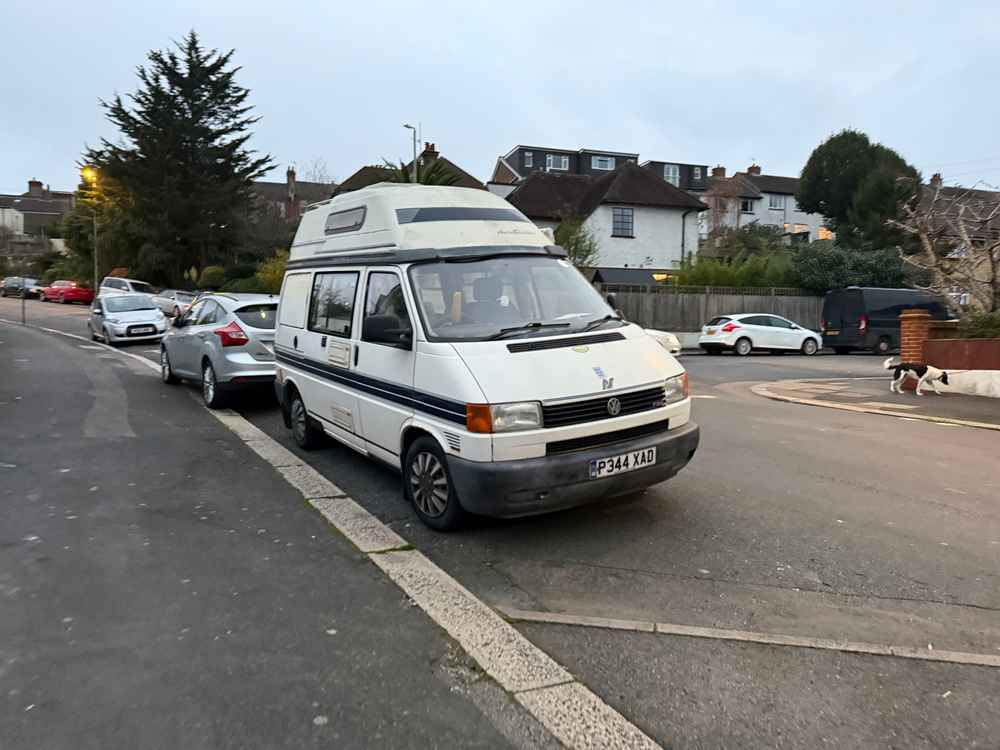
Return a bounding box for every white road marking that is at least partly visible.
[78,345,104,350]
[499,608,1000,669]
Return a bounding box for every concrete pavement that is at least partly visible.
[0,323,556,750]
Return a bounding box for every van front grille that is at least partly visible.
[542,385,665,428]
[546,420,670,455]
[506,332,624,353]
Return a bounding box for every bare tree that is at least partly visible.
[302,157,334,186]
[889,181,1000,313]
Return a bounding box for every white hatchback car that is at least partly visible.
[699,313,822,356]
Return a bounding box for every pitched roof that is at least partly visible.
[253,179,334,203]
[508,162,706,221]
[333,152,484,197]
[704,175,762,200]
[490,157,520,184]
[741,173,799,195]
[0,195,69,215]
[332,165,394,196]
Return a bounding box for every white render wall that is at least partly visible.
[582,205,699,269]
[713,194,826,241]
[0,207,24,234]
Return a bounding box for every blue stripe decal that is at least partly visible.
[275,346,467,425]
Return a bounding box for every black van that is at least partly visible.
[821,287,950,354]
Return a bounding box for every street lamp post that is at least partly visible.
[81,167,99,290]
[403,124,418,183]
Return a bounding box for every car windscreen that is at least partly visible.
[130,281,156,294]
[235,304,277,329]
[104,296,156,313]
[175,291,195,302]
[408,255,614,341]
[707,316,731,326]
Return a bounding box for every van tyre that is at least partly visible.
[801,338,819,356]
[201,361,226,409]
[874,337,892,355]
[404,437,465,531]
[734,337,753,356]
[289,390,322,450]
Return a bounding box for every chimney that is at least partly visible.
[711,165,726,179]
[930,172,943,188]
[747,163,762,176]
[286,166,296,200]
[27,179,43,197]
[422,142,439,162]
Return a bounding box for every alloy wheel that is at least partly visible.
[202,364,215,404]
[161,349,171,382]
[409,452,449,518]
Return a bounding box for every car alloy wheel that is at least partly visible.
[409,451,449,518]
[202,362,220,407]
[875,337,891,355]
[801,338,818,356]
[161,348,179,384]
[735,337,752,356]
[59,293,66,304]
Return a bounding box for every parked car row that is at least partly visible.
[1,276,43,298]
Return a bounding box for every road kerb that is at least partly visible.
[499,608,1000,669]
[752,382,1000,432]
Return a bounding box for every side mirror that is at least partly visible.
[363,314,413,349]
[92,308,103,316]
[606,293,618,309]
[173,317,187,328]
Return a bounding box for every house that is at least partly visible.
[335,143,485,196]
[506,161,706,270]
[696,164,831,243]
[252,167,335,222]
[0,179,75,235]
[0,203,24,234]
[488,145,639,197]
[640,160,711,193]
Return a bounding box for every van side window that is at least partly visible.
[279,273,312,329]
[363,272,411,342]
[325,207,366,235]
[309,272,359,337]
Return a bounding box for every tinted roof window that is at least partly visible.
[236,304,278,330]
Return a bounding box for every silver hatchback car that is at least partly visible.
[159,293,277,407]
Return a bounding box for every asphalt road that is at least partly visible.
[4,296,999,749]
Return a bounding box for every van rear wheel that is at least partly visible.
[289,391,322,450]
[404,437,465,531]
[874,337,892,355]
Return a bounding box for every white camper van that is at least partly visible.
[275,184,699,530]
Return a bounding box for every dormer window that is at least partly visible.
[592,155,615,170]
[663,164,680,186]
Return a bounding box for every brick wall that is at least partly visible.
[899,309,931,390]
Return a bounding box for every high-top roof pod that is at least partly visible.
[291,183,550,263]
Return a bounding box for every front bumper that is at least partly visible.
[447,421,700,518]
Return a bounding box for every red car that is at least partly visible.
[40,280,95,305]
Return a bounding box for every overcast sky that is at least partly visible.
[4,0,1000,194]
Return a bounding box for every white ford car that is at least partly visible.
[699,313,822,356]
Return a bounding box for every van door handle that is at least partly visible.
[353,346,359,366]
[293,335,298,349]
[321,335,327,348]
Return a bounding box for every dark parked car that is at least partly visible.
[822,287,950,354]
[1,276,38,298]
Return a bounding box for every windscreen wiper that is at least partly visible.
[578,314,623,332]
[486,321,571,340]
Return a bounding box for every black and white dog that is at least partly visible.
[884,357,950,395]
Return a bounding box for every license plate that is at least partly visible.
[589,447,657,479]
[132,326,155,334]
[706,328,716,336]
[825,329,840,336]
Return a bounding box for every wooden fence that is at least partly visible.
[597,284,823,331]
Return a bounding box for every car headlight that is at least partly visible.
[106,317,120,324]
[466,402,542,433]
[663,373,690,405]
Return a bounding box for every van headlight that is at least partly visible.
[466,402,542,433]
[663,373,690,404]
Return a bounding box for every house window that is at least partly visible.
[817,227,834,241]
[546,154,569,171]
[768,194,785,210]
[740,198,754,213]
[693,167,702,180]
[592,155,615,170]
[663,164,680,186]
[524,151,533,168]
[793,223,809,234]
[611,207,634,238]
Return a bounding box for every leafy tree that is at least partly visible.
[675,253,796,287]
[705,225,787,258]
[382,158,460,186]
[797,130,919,248]
[554,216,600,267]
[254,249,288,293]
[83,31,273,284]
[197,265,226,289]
[789,241,904,292]
[959,312,1000,338]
